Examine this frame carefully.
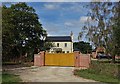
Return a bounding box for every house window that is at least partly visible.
[57,43,59,47]
[67,51,69,53]
[65,43,67,47]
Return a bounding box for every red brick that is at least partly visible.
[34,51,45,66]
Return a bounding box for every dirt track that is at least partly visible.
[7,66,98,82]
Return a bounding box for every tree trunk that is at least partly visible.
[112,55,115,63]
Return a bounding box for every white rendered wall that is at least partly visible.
[52,42,73,53]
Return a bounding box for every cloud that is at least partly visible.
[42,22,63,34]
[42,2,89,14]
[44,4,56,10]
[41,15,89,41]
[62,3,84,12]
[79,16,96,24]
[64,22,73,27]
[64,17,87,28]
[80,16,90,23]
[43,3,60,10]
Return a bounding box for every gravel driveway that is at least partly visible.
[8,66,97,82]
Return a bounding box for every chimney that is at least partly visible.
[70,31,73,52]
[70,31,73,42]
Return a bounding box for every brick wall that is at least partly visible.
[115,56,120,59]
[74,51,91,68]
[34,51,45,66]
[74,51,80,67]
[79,54,91,68]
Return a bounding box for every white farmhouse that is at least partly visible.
[45,32,73,53]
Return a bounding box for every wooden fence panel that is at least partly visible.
[45,53,74,66]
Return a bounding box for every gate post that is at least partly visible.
[34,51,45,66]
[34,54,41,66]
[74,51,80,67]
[39,51,45,66]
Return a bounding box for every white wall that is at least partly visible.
[52,42,73,53]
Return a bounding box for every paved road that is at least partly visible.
[8,66,98,82]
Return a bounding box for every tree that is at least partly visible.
[2,3,47,62]
[84,2,113,48]
[44,42,55,51]
[73,41,92,54]
[78,32,83,41]
[82,2,120,63]
[0,6,2,61]
[2,5,16,61]
[112,2,120,58]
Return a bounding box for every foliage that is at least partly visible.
[78,32,83,41]
[82,2,120,62]
[2,3,47,62]
[74,60,119,83]
[44,42,55,50]
[112,2,120,56]
[0,6,2,57]
[73,41,92,54]
[83,2,114,52]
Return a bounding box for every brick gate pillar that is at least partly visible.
[74,51,80,67]
[39,51,45,66]
[34,51,45,66]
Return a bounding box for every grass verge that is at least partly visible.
[2,72,22,84]
[74,60,119,84]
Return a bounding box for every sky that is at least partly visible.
[2,0,119,42]
[3,2,91,42]
[1,0,119,2]
[29,2,90,42]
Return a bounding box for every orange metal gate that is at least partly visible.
[45,53,74,66]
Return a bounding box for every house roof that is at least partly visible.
[92,47,105,52]
[96,47,105,52]
[45,36,72,42]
